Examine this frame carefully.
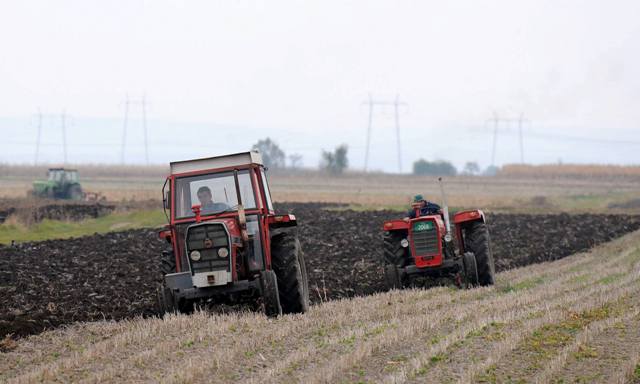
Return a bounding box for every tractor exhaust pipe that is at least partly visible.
[438,177,452,241]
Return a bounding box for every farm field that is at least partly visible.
[3,164,640,213]
[2,203,640,338]
[2,166,640,383]
[2,224,640,383]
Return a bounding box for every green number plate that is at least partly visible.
[413,221,434,231]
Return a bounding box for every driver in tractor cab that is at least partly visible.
[404,194,441,221]
[196,186,230,213]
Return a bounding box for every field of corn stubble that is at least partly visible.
[2,227,640,383]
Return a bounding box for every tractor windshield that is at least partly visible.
[174,170,257,219]
[48,170,63,182]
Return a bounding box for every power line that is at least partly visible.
[120,94,149,165]
[33,110,70,165]
[362,94,408,173]
[486,112,530,166]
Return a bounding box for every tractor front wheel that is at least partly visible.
[157,250,193,314]
[271,229,309,314]
[463,252,479,288]
[384,264,403,290]
[260,270,282,317]
[383,231,408,267]
[464,221,496,286]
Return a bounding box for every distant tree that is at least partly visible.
[288,153,303,169]
[320,144,349,174]
[462,161,480,175]
[252,138,285,169]
[413,159,457,176]
[482,165,500,176]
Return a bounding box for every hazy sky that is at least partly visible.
[1,1,639,170]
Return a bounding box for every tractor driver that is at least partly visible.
[404,194,441,221]
[196,186,230,213]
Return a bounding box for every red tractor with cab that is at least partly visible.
[382,179,495,289]
[157,151,309,316]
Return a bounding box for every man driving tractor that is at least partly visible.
[405,194,441,221]
[196,186,230,213]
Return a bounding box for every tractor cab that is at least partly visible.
[48,168,78,183]
[157,151,308,316]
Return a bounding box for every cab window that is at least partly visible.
[174,170,257,219]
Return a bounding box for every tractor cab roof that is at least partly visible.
[170,151,263,175]
[48,168,78,172]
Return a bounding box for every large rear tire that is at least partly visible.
[464,221,496,286]
[383,231,408,267]
[69,185,83,200]
[260,270,282,317]
[271,229,309,314]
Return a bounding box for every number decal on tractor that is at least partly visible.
[413,221,434,231]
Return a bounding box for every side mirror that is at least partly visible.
[163,191,170,210]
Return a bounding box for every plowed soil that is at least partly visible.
[0,198,114,224]
[1,203,639,339]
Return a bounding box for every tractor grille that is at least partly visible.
[186,223,231,274]
[412,222,439,256]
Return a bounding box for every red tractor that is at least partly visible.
[157,151,309,316]
[382,180,495,289]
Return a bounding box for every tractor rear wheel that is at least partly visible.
[463,252,479,288]
[271,229,309,314]
[260,270,282,317]
[383,231,408,267]
[384,264,403,290]
[69,185,83,200]
[464,221,496,286]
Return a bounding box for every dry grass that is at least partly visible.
[500,163,640,179]
[2,230,640,383]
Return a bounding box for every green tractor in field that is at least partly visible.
[32,168,84,200]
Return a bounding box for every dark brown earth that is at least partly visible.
[1,202,640,339]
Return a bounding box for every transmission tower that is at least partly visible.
[120,93,149,165]
[363,94,408,173]
[33,109,70,165]
[486,112,530,166]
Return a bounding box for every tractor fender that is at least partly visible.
[382,219,409,231]
[267,214,297,228]
[453,209,486,225]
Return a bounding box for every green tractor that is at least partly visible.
[32,168,84,200]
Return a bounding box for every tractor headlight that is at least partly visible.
[217,247,229,258]
[444,233,453,242]
[190,250,201,261]
[400,239,409,248]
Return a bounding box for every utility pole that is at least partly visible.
[362,94,408,173]
[34,109,43,165]
[491,111,499,167]
[120,93,149,165]
[364,93,373,172]
[486,112,529,167]
[394,94,402,173]
[121,94,130,164]
[142,94,149,165]
[61,110,67,164]
[518,112,524,164]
